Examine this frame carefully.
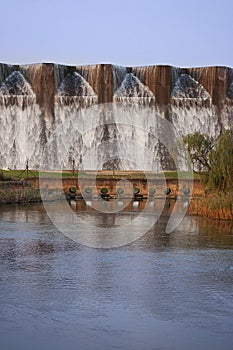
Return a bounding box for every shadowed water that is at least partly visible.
[0,202,233,350]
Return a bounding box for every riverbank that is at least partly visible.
[0,187,64,204]
[0,187,41,204]
[1,171,233,221]
[1,188,233,221]
[188,193,233,220]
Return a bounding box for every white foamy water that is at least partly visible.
[0,66,232,170]
[0,71,44,169]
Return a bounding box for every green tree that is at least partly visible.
[182,132,214,172]
[183,129,233,192]
[208,129,233,192]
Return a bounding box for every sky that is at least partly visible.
[0,0,232,67]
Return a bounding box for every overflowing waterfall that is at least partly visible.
[170,74,221,138]
[0,71,43,169]
[171,74,210,99]
[228,81,233,98]
[51,71,98,169]
[0,63,232,170]
[226,82,233,128]
[113,73,155,105]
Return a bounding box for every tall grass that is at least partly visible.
[189,192,233,220]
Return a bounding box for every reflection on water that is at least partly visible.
[0,201,233,350]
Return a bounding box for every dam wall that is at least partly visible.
[26,175,204,198]
[0,63,232,170]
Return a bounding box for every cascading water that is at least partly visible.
[0,71,43,169]
[113,72,155,105]
[111,71,164,170]
[228,82,233,99]
[171,74,210,99]
[170,74,221,138]
[0,63,232,171]
[226,82,233,128]
[52,71,98,169]
[112,71,177,170]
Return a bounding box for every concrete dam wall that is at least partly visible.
[0,63,232,170]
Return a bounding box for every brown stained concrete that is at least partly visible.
[26,175,204,198]
[0,63,232,121]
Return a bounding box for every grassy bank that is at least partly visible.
[0,187,42,204]
[189,192,233,220]
[0,169,199,180]
[0,186,64,204]
[0,169,76,180]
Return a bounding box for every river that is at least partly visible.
[0,201,233,350]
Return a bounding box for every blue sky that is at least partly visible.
[0,0,232,67]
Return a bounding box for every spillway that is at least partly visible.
[0,63,232,170]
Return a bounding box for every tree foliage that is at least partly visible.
[208,129,233,192]
[183,129,233,192]
[182,132,214,172]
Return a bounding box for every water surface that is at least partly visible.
[0,202,233,350]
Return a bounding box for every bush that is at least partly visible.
[207,129,233,192]
[182,132,214,172]
[183,129,233,193]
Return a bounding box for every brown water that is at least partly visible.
[0,201,233,350]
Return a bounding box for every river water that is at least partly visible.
[0,201,233,350]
